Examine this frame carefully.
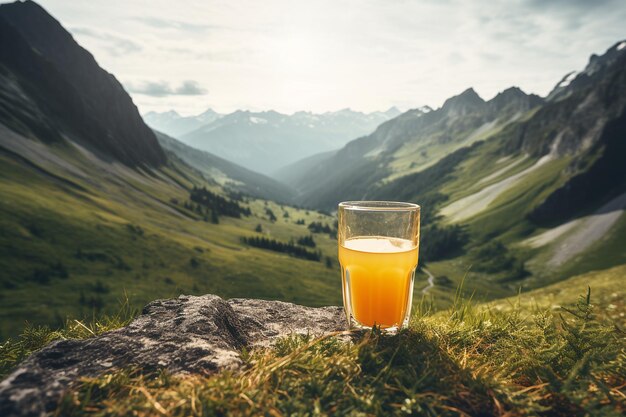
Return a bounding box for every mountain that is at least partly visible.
[273,150,338,190]
[0,1,341,338]
[144,108,222,138]
[155,130,295,203]
[286,40,626,290]
[0,0,165,168]
[177,107,402,175]
[285,87,542,208]
[546,40,626,102]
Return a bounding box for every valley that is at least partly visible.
[0,1,341,339]
[0,129,343,338]
[0,1,624,345]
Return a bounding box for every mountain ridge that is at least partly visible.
[155,107,405,174]
[155,130,296,203]
[284,85,543,208]
[0,0,166,168]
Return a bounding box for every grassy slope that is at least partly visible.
[490,263,626,328]
[0,143,342,339]
[2,264,623,416]
[443,142,626,286]
[155,130,296,203]
[388,118,624,298]
[385,117,507,182]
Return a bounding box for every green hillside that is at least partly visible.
[0,141,345,339]
[155,131,296,203]
[490,263,626,327]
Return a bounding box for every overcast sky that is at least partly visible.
[26,0,626,115]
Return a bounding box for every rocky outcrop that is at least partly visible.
[0,295,346,417]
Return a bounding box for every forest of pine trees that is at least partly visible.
[241,236,322,261]
[307,221,333,234]
[296,235,316,248]
[186,187,251,223]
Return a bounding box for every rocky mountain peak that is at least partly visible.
[547,39,626,102]
[384,106,402,118]
[583,39,626,76]
[495,86,526,99]
[441,88,486,117]
[487,86,543,115]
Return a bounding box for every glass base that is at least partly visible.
[345,313,410,334]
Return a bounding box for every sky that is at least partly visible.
[23,0,626,116]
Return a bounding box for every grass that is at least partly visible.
[409,128,625,296]
[1,281,623,416]
[0,295,136,378]
[0,147,342,339]
[491,263,626,328]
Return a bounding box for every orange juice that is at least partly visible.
[338,237,418,328]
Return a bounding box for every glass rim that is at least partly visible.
[338,200,420,212]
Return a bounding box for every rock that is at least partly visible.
[0,294,346,417]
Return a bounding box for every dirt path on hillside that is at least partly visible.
[421,267,435,294]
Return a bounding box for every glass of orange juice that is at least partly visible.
[338,201,420,331]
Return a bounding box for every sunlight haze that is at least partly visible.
[24,0,626,115]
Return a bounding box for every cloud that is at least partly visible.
[70,27,141,56]
[131,17,219,33]
[525,0,618,9]
[53,0,626,114]
[125,80,207,97]
[176,80,208,95]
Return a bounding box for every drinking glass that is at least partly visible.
[338,201,420,331]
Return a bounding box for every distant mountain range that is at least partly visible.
[284,41,626,213]
[281,86,544,208]
[144,107,403,175]
[143,109,222,138]
[155,130,294,202]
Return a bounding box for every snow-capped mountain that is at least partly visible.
[143,108,222,138]
[149,107,403,175]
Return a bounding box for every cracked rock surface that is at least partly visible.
[0,294,346,417]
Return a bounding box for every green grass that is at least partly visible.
[490,263,626,328]
[2,283,622,416]
[422,260,514,305]
[0,149,342,339]
[2,262,623,416]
